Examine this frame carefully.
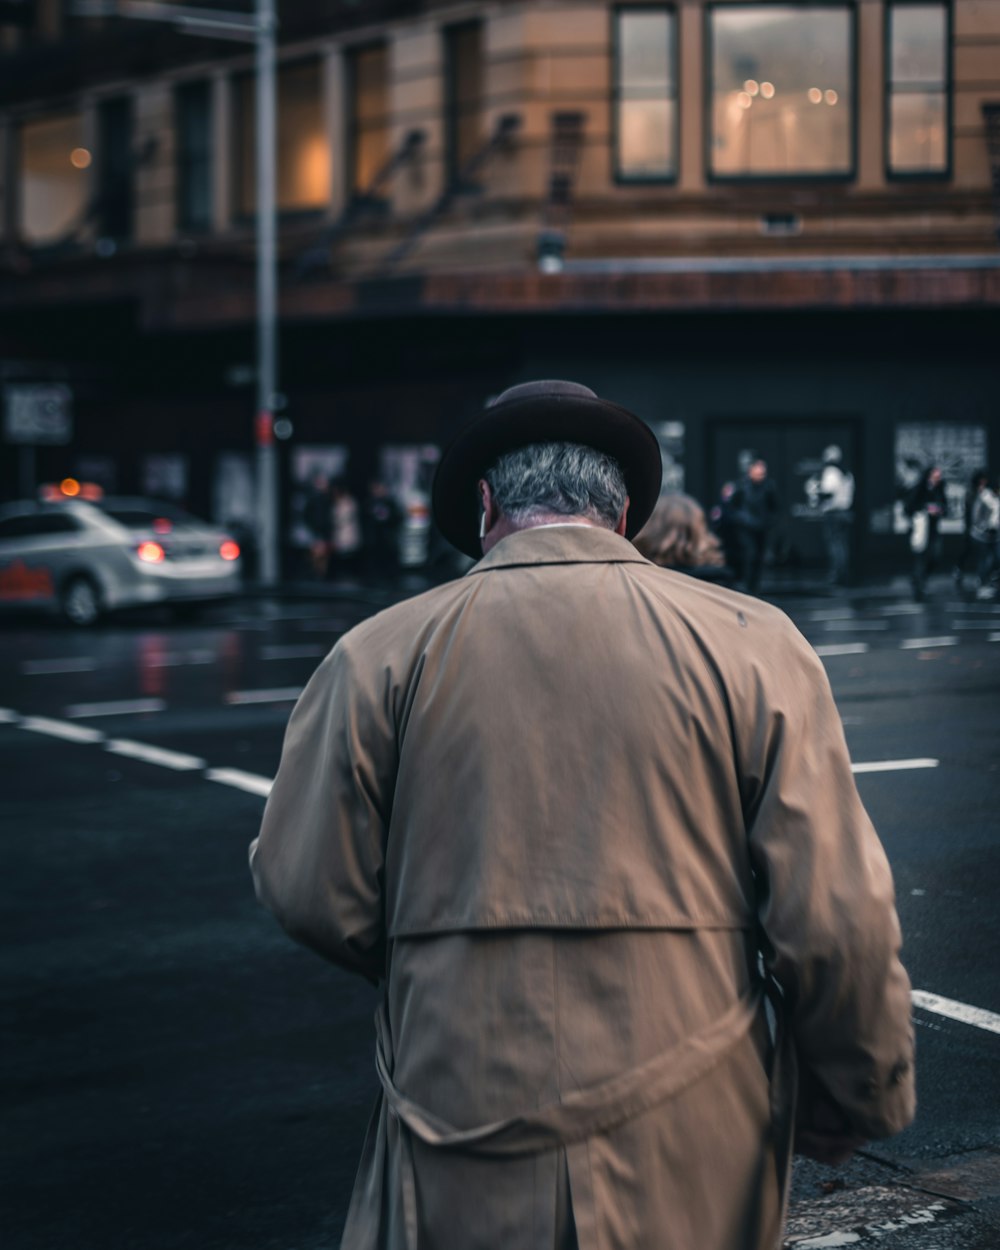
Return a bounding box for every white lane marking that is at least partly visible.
[815,643,870,657]
[105,739,206,771]
[20,716,105,744]
[912,990,1000,1036]
[790,1202,952,1248]
[899,636,958,649]
[0,707,21,723]
[990,633,1000,643]
[22,657,99,675]
[851,758,939,774]
[205,767,273,797]
[143,649,216,668]
[809,609,856,621]
[951,620,1000,630]
[225,687,302,705]
[65,698,166,719]
[822,620,889,631]
[260,644,327,661]
[878,603,924,616]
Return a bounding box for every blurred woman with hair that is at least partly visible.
[633,492,733,585]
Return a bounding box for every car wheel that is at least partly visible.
[62,576,102,627]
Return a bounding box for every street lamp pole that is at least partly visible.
[254,0,279,587]
[73,0,282,587]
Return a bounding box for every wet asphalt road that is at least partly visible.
[2,576,998,1249]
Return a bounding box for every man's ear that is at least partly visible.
[478,480,497,540]
[615,496,631,537]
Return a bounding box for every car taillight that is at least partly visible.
[219,541,240,561]
[152,517,173,535]
[137,541,166,563]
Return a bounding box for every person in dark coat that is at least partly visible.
[906,464,947,601]
[729,457,779,595]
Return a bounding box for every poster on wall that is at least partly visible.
[892,424,988,535]
[651,421,685,495]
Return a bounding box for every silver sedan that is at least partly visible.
[0,498,243,625]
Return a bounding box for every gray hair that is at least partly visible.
[484,441,627,529]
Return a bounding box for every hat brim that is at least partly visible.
[432,393,663,558]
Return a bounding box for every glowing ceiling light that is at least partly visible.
[743,79,759,96]
[808,87,823,104]
[738,92,753,109]
[760,81,775,99]
[70,148,92,169]
[825,89,839,106]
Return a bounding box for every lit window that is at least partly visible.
[348,44,390,196]
[445,22,483,184]
[237,60,329,216]
[613,7,677,181]
[887,3,949,177]
[708,5,853,178]
[18,112,90,244]
[176,81,213,233]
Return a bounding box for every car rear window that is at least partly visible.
[0,512,80,538]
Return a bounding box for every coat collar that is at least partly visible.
[466,524,653,574]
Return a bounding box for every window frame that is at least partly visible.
[611,3,680,186]
[443,19,484,188]
[231,57,328,224]
[344,39,391,201]
[175,79,214,235]
[15,108,91,248]
[703,0,859,185]
[883,0,952,182]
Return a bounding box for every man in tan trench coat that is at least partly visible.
[250,381,916,1250]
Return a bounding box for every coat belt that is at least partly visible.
[339,980,794,1250]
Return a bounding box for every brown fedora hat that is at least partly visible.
[432,380,663,558]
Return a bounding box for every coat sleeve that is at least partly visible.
[248,635,397,984]
[734,617,916,1141]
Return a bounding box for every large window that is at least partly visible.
[18,112,90,245]
[236,60,329,216]
[613,7,678,181]
[347,44,390,196]
[176,81,213,233]
[886,2,949,177]
[444,22,483,183]
[708,5,853,179]
[97,96,133,240]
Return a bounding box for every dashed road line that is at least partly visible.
[911,990,1000,1036]
[224,687,303,705]
[20,715,106,744]
[142,649,216,668]
[22,657,99,675]
[823,620,890,631]
[878,604,925,615]
[815,643,870,657]
[205,767,273,797]
[787,1200,957,1247]
[899,636,959,649]
[65,697,167,719]
[809,609,857,621]
[951,619,1000,630]
[851,758,938,774]
[105,739,206,771]
[0,707,21,723]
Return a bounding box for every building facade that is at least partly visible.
[1,0,999,578]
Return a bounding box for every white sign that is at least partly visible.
[3,384,73,445]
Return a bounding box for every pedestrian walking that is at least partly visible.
[968,469,999,599]
[363,480,402,584]
[816,445,855,586]
[906,464,947,601]
[330,480,362,579]
[250,380,915,1250]
[729,456,779,594]
[633,491,733,584]
[303,472,333,579]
